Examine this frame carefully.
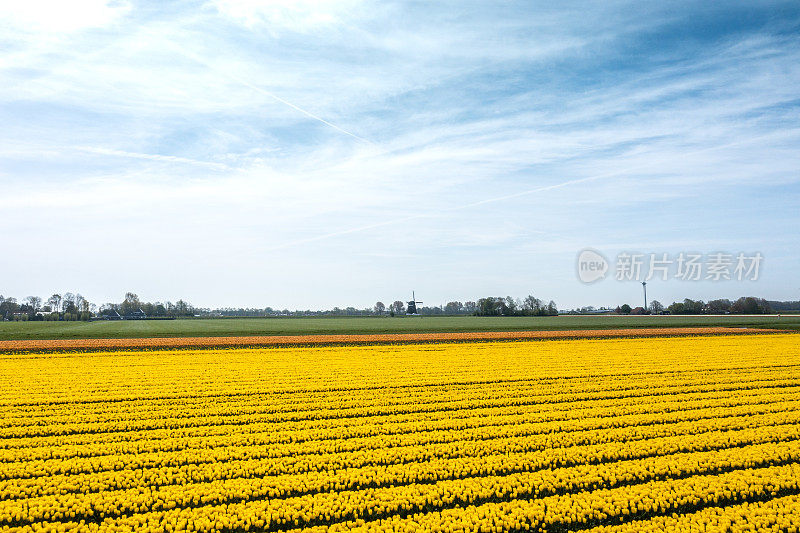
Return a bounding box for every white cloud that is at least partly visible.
[0,0,130,34]
[1,2,799,307]
[208,0,365,33]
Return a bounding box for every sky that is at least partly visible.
[1,0,800,310]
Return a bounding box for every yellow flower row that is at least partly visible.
[2,335,797,404]
[6,373,796,442]
[1,334,799,532]
[4,364,793,424]
[585,492,800,533]
[3,380,797,468]
[3,401,800,501]
[2,419,799,520]
[7,445,800,532]
[320,463,800,533]
[4,397,798,484]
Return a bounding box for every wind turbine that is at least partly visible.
[642,281,647,312]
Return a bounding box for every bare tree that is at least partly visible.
[444,301,463,314]
[391,300,405,314]
[47,294,62,313]
[124,292,140,305]
[62,293,76,314]
[523,295,543,314]
[24,296,42,312]
[121,292,141,315]
[373,302,386,315]
[75,294,86,313]
[505,296,519,313]
[175,299,191,315]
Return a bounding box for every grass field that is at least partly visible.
[2,334,800,532]
[1,314,799,340]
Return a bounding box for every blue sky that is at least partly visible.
[2,0,799,310]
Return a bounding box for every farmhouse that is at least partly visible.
[123,309,147,320]
[100,309,123,320]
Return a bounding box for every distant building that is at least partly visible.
[100,309,123,320]
[123,309,147,320]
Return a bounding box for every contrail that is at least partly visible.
[77,147,232,171]
[223,70,376,146]
[170,45,375,146]
[266,214,431,251]
[267,128,799,251]
[264,175,600,251]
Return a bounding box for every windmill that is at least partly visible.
[406,291,423,315]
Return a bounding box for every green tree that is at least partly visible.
[706,299,732,314]
[682,299,705,314]
[667,302,685,314]
[731,297,771,314]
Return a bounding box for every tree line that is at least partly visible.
[101,293,196,318]
[613,296,777,315]
[372,295,557,316]
[3,290,792,322]
[474,296,558,316]
[0,292,197,321]
[372,301,479,316]
[0,291,558,321]
[0,293,94,321]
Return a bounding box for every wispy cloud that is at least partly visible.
[169,44,376,145]
[77,146,233,170]
[208,0,365,34]
[1,0,131,34]
[1,1,799,308]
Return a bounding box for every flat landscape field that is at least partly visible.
[2,333,800,532]
[1,314,799,341]
[0,326,779,352]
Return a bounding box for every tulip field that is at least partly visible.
[2,333,800,532]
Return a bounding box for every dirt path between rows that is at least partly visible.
[0,327,784,352]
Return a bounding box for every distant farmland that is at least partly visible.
[0,314,798,341]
